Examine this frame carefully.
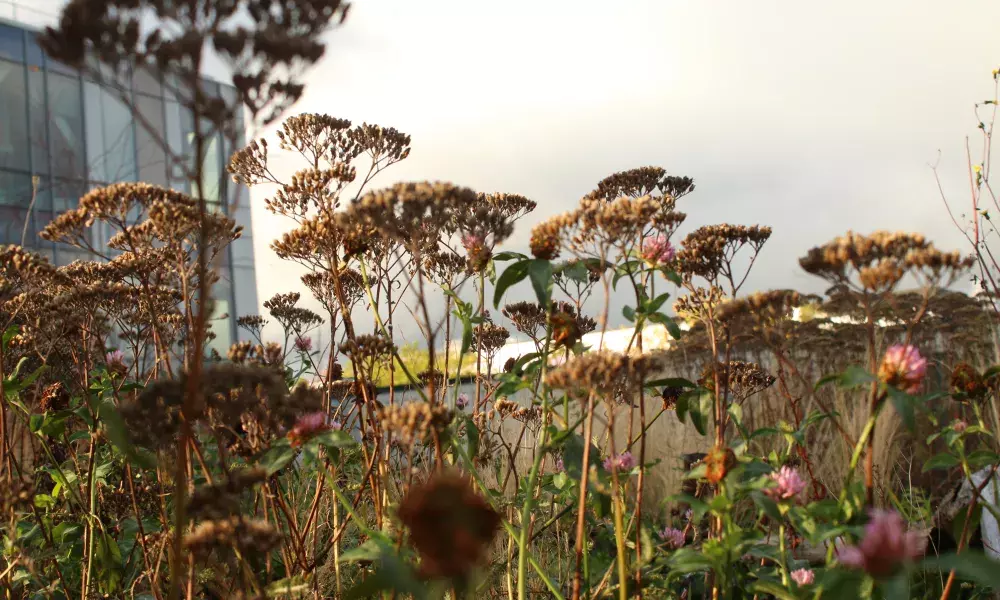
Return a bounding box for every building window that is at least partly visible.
[0,170,34,245]
[0,24,23,63]
[48,72,86,181]
[102,90,137,183]
[0,60,29,172]
[28,69,49,175]
[135,93,168,186]
[24,33,43,69]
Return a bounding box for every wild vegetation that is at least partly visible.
[4,2,1000,599]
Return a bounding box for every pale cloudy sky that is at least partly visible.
[238,0,1000,342]
[7,0,1000,344]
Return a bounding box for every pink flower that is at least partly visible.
[953,419,968,433]
[456,393,469,410]
[554,457,564,472]
[294,336,313,352]
[836,509,926,577]
[764,466,807,502]
[659,527,685,549]
[878,344,927,394]
[791,568,814,586]
[288,411,332,447]
[641,234,676,266]
[603,452,636,473]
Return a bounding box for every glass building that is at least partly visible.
[0,17,260,354]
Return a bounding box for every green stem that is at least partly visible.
[778,523,790,587]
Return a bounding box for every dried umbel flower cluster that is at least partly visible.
[120,365,310,450]
[587,166,695,204]
[698,361,775,402]
[188,468,267,521]
[799,231,973,293]
[493,398,520,420]
[302,268,365,315]
[264,292,323,334]
[377,402,453,447]
[545,351,668,399]
[674,224,772,282]
[397,471,501,580]
[530,219,564,260]
[227,341,284,368]
[674,286,726,322]
[340,334,397,363]
[950,362,988,401]
[184,517,282,558]
[472,322,510,360]
[349,182,481,249]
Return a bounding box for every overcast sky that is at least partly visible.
[8,0,1000,345]
[234,0,1000,344]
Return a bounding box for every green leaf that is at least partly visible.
[266,574,312,597]
[339,539,382,563]
[343,543,425,600]
[887,388,916,431]
[311,429,357,449]
[816,365,875,390]
[97,400,155,469]
[29,414,43,433]
[1,325,18,350]
[647,377,696,389]
[459,413,479,459]
[259,444,297,475]
[493,251,528,263]
[922,552,1000,588]
[622,305,636,323]
[751,491,781,521]
[879,572,910,600]
[748,582,797,600]
[492,259,530,308]
[922,452,959,472]
[528,259,553,306]
[664,318,682,340]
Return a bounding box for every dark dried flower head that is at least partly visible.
[398,471,500,580]
[530,217,567,260]
[188,467,267,521]
[378,402,453,447]
[38,382,70,413]
[350,181,478,248]
[545,351,667,398]
[675,224,771,281]
[184,517,281,558]
[950,363,987,402]
[473,322,510,359]
[698,361,775,402]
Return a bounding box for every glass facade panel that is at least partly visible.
[0,20,258,336]
[24,33,43,68]
[232,266,260,334]
[27,69,49,175]
[0,59,29,172]
[207,275,235,357]
[102,90,136,182]
[133,68,161,97]
[230,236,255,268]
[48,72,85,181]
[135,94,168,186]
[0,170,32,245]
[83,80,106,182]
[0,24,22,62]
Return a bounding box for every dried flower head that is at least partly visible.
[950,362,987,401]
[675,224,771,282]
[184,517,282,558]
[545,350,667,399]
[397,471,501,580]
[377,402,453,447]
